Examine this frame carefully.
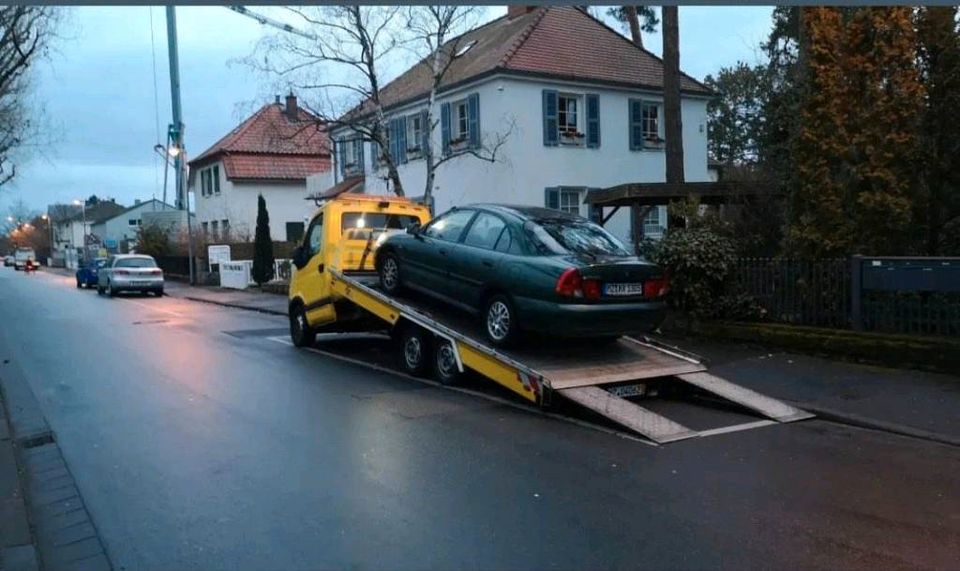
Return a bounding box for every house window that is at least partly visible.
[286,221,305,242]
[211,220,219,238]
[643,207,664,237]
[641,102,661,145]
[406,114,422,156]
[557,188,583,216]
[213,165,221,194]
[200,170,209,196]
[557,94,583,144]
[342,137,363,175]
[128,218,140,227]
[202,222,209,235]
[453,99,468,142]
[221,219,229,238]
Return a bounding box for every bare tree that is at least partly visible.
[662,7,685,230]
[405,5,510,208]
[0,7,58,188]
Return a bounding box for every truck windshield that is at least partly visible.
[341,213,419,238]
[116,258,157,268]
[528,219,630,257]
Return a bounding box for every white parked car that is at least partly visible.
[97,254,164,297]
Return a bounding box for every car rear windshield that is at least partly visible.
[341,213,420,237]
[115,258,157,268]
[528,219,630,257]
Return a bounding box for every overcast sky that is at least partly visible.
[2,5,774,214]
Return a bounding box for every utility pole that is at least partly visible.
[165,6,195,285]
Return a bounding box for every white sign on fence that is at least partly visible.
[208,245,231,271]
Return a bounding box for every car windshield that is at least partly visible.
[115,257,156,268]
[341,213,420,240]
[528,218,630,257]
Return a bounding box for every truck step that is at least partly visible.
[676,372,815,423]
[559,386,699,444]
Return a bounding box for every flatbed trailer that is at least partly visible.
[328,269,814,444]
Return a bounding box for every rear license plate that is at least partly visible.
[132,281,151,286]
[608,383,647,398]
[604,282,643,296]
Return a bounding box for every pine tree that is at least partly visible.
[251,194,275,286]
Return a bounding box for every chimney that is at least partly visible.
[285,93,298,120]
[507,5,536,19]
[275,94,281,105]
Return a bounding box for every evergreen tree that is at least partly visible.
[251,194,275,286]
[703,62,768,165]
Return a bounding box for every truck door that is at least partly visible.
[300,213,336,327]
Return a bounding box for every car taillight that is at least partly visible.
[149,269,162,275]
[555,268,583,298]
[582,279,602,300]
[115,269,130,275]
[644,277,669,298]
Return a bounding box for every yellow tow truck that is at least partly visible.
[287,194,813,444]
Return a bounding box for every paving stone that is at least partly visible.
[0,497,31,547]
[41,508,90,532]
[34,496,84,518]
[32,484,79,507]
[1,544,40,571]
[28,466,70,485]
[59,552,111,571]
[31,474,73,493]
[38,521,96,548]
[43,536,104,569]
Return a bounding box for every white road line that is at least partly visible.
[267,336,657,446]
[697,420,778,438]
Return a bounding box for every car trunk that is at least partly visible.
[564,255,665,303]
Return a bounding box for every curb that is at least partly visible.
[181,295,287,316]
[794,401,960,448]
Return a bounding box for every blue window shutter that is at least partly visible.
[586,94,600,148]
[441,102,451,156]
[420,109,429,153]
[544,187,559,210]
[337,139,345,178]
[587,188,602,223]
[370,141,377,172]
[398,116,408,164]
[543,90,558,147]
[388,118,397,163]
[629,99,642,151]
[467,93,480,149]
[356,139,364,173]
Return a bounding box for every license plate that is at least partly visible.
[132,281,151,286]
[608,383,647,398]
[604,282,643,296]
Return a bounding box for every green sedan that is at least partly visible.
[376,204,669,347]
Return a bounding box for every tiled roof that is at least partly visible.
[62,202,126,224]
[349,6,710,118]
[312,176,364,200]
[189,100,331,182]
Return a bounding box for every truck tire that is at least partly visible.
[434,340,461,386]
[290,304,316,348]
[398,326,432,377]
[484,294,518,347]
[378,253,402,294]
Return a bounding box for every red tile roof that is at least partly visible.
[312,176,364,200]
[190,101,331,182]
[349,7,710,118]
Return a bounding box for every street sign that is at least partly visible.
[208,244,231,271]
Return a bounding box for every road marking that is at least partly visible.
[266,336,658,447]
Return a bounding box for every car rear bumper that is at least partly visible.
[514,296,667,337]
[111,277,164,291]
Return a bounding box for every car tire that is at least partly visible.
[155,289,164,297]
[106,281,116,297]
[289,304,316,348]
[97,284,104,295]
[484,294,519,348]
[378,253,402,294]
[398,325,432,377]
[76,279,82,289]
[433,340,461,386]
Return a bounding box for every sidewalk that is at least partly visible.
[1,393,37,571]
[660,334,960,445]
[163,280,287,315]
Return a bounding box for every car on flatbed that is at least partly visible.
[375,204,669,346]
[97,254,164,297]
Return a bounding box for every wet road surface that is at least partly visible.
[1,267,958,570]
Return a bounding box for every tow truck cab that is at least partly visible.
[288,195,431,338]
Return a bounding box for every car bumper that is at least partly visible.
[111,277,164,291]
[513,296,667,337]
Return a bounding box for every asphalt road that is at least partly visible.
[1,267,958,571]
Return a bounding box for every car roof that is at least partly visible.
[114,254,154,259]
[463,204,582,222]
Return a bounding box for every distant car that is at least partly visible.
[3,255,13,267]
[375,204,669,346]
[13,247,35,271]
[76,258,108,289]
[97,254,164,297]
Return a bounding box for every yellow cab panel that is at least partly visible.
[288,194,431,331]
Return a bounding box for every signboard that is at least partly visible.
[208,245,231,271]
[104,239,118,249]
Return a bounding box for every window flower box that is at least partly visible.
[449,136,468,151]
[560,130,585,145]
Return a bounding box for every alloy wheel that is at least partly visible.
[404,335,422,370]
[381,257,399,290]
[487,300,511,342]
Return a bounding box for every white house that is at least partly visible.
[51,200,125,260]
[90,199,175,253]
[188,94,331,244]
[324,6,713,245]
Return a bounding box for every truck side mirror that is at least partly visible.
[292,246,308,270]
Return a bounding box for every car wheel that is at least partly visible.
[378,253,402,294]
[484,294,518,347]
[106,281,116,297]
[289,304,315,348]
[155,289,164,297]
[398,326,432,377]
[434,340,461,386]
[97,284,104,295]
[76,279,82,289]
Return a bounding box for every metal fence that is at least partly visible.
[730,257,960,336]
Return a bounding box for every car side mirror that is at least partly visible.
[292,245,308,270]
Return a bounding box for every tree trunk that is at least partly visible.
[624,6,643,48]
[662,6,684,228]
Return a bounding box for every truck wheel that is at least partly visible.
[399,326,432,377]
[434,340,461,386]
[484,294,518,347]
[378,254,402,294]
[290,304,316,348]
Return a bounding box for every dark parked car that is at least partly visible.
[76,258,108,289]
[375,204,669,346]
